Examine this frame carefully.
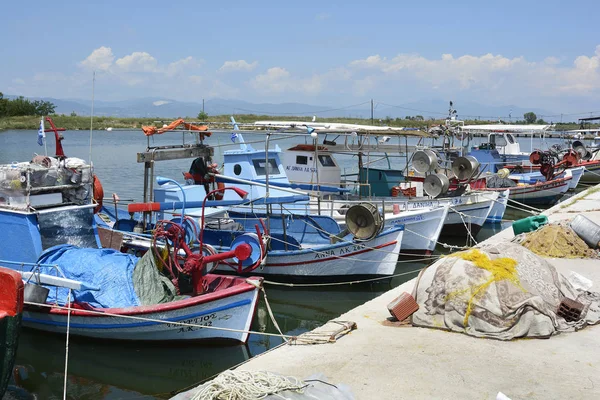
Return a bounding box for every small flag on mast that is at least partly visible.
[231,131,238,143]
[37,119,45,146]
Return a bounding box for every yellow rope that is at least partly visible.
[446,249,525,327]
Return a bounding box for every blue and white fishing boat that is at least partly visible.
[0,121,262,343]
[95,121,405,282]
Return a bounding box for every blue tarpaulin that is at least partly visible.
[37,244,141,308]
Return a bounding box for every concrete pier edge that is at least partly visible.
[180,184,600,400]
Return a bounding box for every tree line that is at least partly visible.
[0,92,56,117]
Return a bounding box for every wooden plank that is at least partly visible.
[136,146,213,163]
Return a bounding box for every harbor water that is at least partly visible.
[0,129,579,399]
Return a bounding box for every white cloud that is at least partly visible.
[251,67,323,95]
[218,60,258,72]
[153,100,171,106]
[347,47,600,98]
[315,13,330,21]
[166,57,203,76]
[189,75,203,84]
[79,46,114,71]
[350,55,386,69]
[12,78,25,84]
[115,52,158,72]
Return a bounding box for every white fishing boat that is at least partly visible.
[212,138,446,255]
[278,142,497,238]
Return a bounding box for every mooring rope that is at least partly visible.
[62,289,72,400]
[189,370,306,400]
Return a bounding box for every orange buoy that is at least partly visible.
[93,174,104,213]
[390,186,401,197]
[213,182,225,200]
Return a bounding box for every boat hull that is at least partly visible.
[22,278,261,343]
[485,177,571,206]
[375,206,448,255]
[216,227,404,280]
[486,189,509,223]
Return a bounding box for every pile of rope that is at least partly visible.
[518,223,598,259]
[190,370,306,400]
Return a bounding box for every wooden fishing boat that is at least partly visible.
[477,176,572,206]
[0,267,24,398]
[0,122,263,343]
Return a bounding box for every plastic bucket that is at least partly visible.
[24,283,50,305]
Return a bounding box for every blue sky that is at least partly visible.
[2,0,600,114]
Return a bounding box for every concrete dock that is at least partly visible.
[184,187,600,399]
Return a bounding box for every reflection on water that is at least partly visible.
[0,130,580,399]
[7,330,250,399]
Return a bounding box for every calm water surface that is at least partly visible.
[0,129,573,399]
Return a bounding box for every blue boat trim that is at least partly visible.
[23,299,252,330]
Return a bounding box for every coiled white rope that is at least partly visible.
[190,370,306,400]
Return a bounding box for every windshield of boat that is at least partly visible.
[252,158,281,176]
[318,155,336,167]
[489,134,508,147]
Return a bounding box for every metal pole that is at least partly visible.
[371,99,374,125]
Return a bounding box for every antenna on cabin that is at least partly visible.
[448,101,457,121]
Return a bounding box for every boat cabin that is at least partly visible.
[0,158,99,264]
[281,145,342,187]
[486,132,521,155]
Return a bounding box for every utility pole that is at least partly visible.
[370,99,374,125]
[202,98,205,113]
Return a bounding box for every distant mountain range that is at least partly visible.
[5,95,558,121]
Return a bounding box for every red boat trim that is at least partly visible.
[265,240,398,267]
[40,275,262,317]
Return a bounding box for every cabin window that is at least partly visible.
[490,134,507,147]
[318,155,336,167]
[234,164,242,175]
[506,134,516,144]
[252,158,280,176]
[296,155,308,165]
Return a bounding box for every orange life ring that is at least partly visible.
[93,174,104,213]
[214,182,225,200]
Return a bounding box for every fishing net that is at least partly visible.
[412,242,600,340]
[518,223,598,259]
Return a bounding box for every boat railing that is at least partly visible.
[0,259,99,292]
[0,163,94,211]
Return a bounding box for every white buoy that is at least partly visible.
[106,127,113,132]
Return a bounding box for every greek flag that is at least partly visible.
[37,119,45,146]
[231,131,238,143]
